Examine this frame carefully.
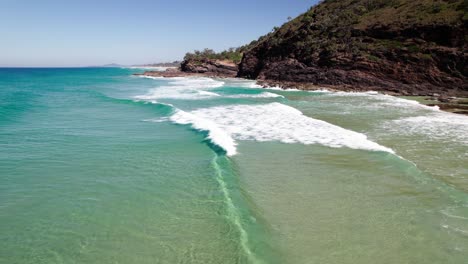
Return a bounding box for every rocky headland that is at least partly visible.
[138,0,467,113]
[238,0,467,97]
[136,58,238,78]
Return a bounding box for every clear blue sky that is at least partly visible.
[0,0,318,67]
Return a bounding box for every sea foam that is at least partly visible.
[170,109,238,156]
[138,75,164,80]
[328,91,441,111]
[392,112,468,144]
[135,77,225,100]
[227,92,284,99]
[170,102,394,155]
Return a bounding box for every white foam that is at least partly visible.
[378,95,439,110]
[170,102,394,155]
[170,109,237,156]
[133,99,174,107]
[308,89,332,93]
[224,79,303,91]
[228,92,284,99]
[332,91,380,96]
[138,75,164,80]
[264,86,302,92]
[198,91,221,97]
[135,77,225,100]
[223,79,263,88]
[328,91,440,111]
[392,112,468,144]
[247,83,263,88]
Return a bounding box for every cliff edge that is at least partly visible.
[238,0,468,96]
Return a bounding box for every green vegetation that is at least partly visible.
[184,46,252,64]
[239,0,465,67]
[367,55,381,62]
[407,45,421,53]
[357,0,465,27]
[380,40,404,49]
[419,53,433,60]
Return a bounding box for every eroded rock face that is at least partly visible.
[237,0,468,96]
[181,59,238,77]
[135,59,239,79]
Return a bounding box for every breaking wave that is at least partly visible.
[170,102,395,155]
[135,77,225,100]
[392,112,468,144]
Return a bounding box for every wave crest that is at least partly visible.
[170,102,394,155]
[136,77,225,100]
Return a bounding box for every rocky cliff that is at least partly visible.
[181,58,238,77]
[238,0,468,96]
[136,58,238,79]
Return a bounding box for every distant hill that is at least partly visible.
[100,63,124,68]
[237,0,467,96]
[137,61,181,67]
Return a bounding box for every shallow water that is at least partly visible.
[1,68,467,263]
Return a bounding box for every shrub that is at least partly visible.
[184,46,247,63]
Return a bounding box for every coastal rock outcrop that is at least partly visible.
[137,58,238,78]
[181,58,238,77]
[237,0,468,96]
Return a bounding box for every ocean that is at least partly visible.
[1,67,467,263]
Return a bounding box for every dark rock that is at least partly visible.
[135,58,239,79]
[237,0,468,97]
[181,58,238,77]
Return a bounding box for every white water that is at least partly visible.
[170,109,238,156]
[327,91,441,111]
[391,112,468,144]
[227,92,284,99]
[136,76,287,101]
[170,102,395,155]
[135,77,225,100]
[137,76,467,155]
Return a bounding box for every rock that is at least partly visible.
[135,58,239,79]
[438,96,452,103]
[237,0,468,97]
[181,58,238,77]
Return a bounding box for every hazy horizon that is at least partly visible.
[1,0,317,67]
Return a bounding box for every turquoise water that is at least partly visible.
[1,68,467,263]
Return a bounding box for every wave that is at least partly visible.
[135,77,225,100]
[170,109,237,156]
[263,86,302,91]
[198,91,221,97]
[222,79,263,89]
[392,112,468,144]
[223,79,300,91]
[308,89,332,93]
[227,92,284,99]
[138,75,164,80]
[170,102,394,155]
[137,76,286,101]
[326,91,440,111]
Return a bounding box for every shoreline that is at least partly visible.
[134,67,237,79]
[136,70,468,115]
